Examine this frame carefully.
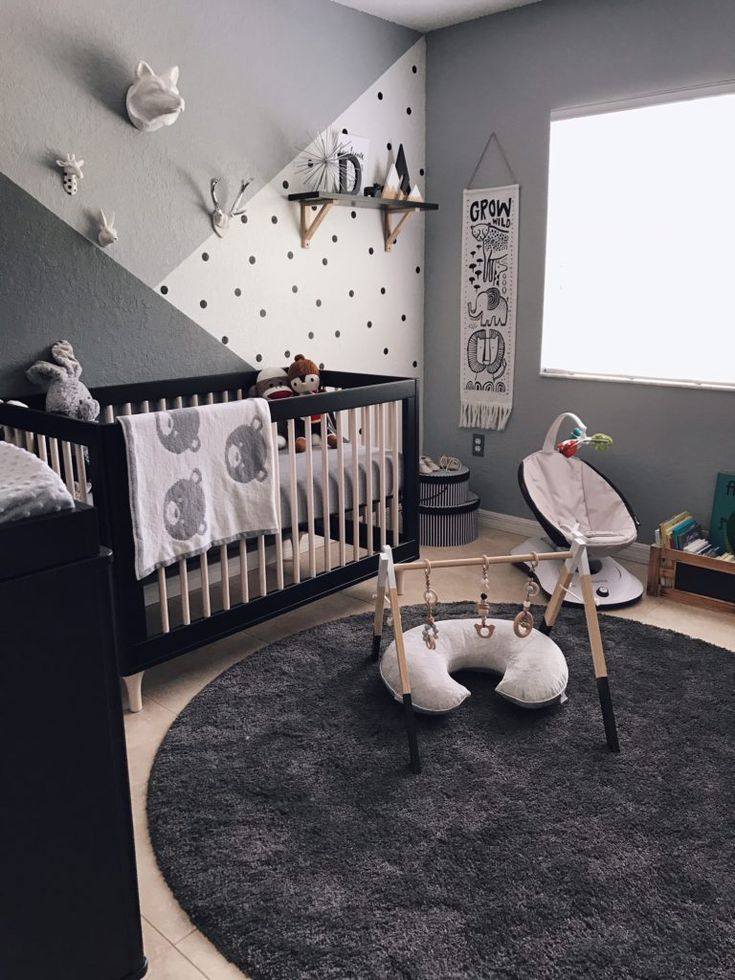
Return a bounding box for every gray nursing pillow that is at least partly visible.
[26,340,100,422]
[380,619,569,714]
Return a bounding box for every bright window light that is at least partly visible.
[541,88,735,389]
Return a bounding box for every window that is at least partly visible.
[541,86,735,389]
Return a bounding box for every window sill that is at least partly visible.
[539,369,735,393]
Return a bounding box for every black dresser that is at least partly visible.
[0,505,147,980]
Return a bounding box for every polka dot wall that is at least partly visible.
[156,39,426,379]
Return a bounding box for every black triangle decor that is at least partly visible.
[395,144,411,197]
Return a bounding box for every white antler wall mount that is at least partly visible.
[210,178,252,237]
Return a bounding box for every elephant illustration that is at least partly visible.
[467,328,506,379]
[467,287,508,328]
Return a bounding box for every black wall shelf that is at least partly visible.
[287,191,439,252]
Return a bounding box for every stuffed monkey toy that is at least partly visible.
[286,355,337,452]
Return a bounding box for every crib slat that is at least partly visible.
[37,433,48,465]
[304,416,317,579]
[320,415,332,573]
[390,400,400,544]
[271,421,285,590]
[61,441,75,497]
[49,438,61,479]
[158,568,170,634]
[363,407,373,555]
[336,412,346,566]
[349,409,360,563]
[220,545,231,610]
[180,560,191,626]
[377,403,387,551]
[122,402,132,416]
[287,419,300,584]
[239,540,249,603]
[222,390,230,403]
[258,536,267,596]
[175,396,183,410]
[236,388,243,400]
[200,553,211,618]
[140,400,150,414]
[23,430,35,453]
[103,405,114,423]
[74,444,88,504]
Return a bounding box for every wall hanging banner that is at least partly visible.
[459,184,519,431]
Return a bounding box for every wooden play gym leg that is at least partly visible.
[122,671,144,713]
[372,556,387,661]
[580,572,620,753]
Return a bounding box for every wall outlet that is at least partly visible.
[472,433,485,457]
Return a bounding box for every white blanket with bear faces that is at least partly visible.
[118,398,278,580]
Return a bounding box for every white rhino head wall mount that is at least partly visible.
[126,62,185,133]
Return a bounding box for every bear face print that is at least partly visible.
[156,409,201,454]
[225,419,268,484]
[163,469,207,540]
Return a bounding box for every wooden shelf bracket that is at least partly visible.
[299,199,334,248]
[383,208,414,252]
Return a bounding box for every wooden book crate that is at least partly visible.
[647,545,735,614]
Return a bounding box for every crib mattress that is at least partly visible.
[0,443,75,524]
[278,443,401,526]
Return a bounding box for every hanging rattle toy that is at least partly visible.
[475,556,495,639]
[557,426,614,458]
[422,560,439,650]
[513,553,540,638]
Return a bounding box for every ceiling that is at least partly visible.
[330,0,541,32]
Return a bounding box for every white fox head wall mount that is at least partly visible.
[126,61,185,133]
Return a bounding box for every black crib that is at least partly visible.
[0,370,419,705]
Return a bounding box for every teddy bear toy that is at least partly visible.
[26,341,100,422]
[286,354,337,452]
[252,366,294,449]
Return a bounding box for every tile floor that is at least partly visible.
[123,528,734,979]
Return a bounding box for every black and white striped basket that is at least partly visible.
[419,465,471,507]
[419,491,480,547]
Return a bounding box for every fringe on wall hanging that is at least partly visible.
[459,133,519,432]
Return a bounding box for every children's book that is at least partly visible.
[709,473,735,552]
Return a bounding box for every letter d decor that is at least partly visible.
[459,184,519,431]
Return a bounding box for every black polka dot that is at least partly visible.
[249,256,256,265]
[386,142,392,151]
[401,314,407,322]
[416,266,421,274]
[312,205,318,212]
[377,92,383,100]
[256,354,262,363]
[348,289,354,297]
[259,308,266,317]
[308,331,314,340]
[380,287,386,295]
[271,215,278,224]
[202,252,209,261]
[319,362,324,370]
[419,168,425,176]
[199,299,207,309]
[160,285,168,295]
[316,299,322,307]
[368,247,374,255]
[322,258,328,266]
[342,127,348,134]
[412,65,417,74]
[367,320,372,328]
[412,360,418,368]
[282,179,289,189]
[332,234,338,243]
[234,287,242,297]
[292,285,298,293]
[287,251,294,259]
[241,214,248,224]
[284,350,290,359]
[350,210,357,219]
[383,348,389,355]
[221,336,229,345]
[406,107,412,115]
[335,330,341,338]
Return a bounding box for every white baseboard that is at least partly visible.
[478,508,650,566]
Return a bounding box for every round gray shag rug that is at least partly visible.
[147,603,735,980]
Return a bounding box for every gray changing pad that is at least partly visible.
[0,442,75,524]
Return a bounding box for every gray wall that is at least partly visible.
[0,175,247,398]
[0,0,417,286]
[424,0,735,540]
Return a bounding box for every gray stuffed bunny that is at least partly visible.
[26,341,100,421]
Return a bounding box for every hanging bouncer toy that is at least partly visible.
[475,556,495,639]
[422,560,439,650]
[513,553,540,637]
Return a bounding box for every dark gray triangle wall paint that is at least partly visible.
[0,174,248,398]
[0,0,419,286]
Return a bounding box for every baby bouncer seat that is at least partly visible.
[513,412,643,608]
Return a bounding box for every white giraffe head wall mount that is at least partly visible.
[126,62,185,133]
[56,153,84,195]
